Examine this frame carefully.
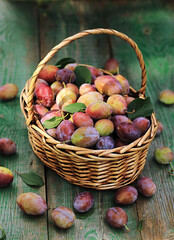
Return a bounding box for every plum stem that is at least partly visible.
[169,163,174,176]
[169,162,174,171]
[63,82,66,88]
[123,223,130,232]
[47,207,55,210]
[125,109,135,114]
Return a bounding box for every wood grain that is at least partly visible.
[0,2,47,240]
[0,0,174,240]
[109,1,174,239]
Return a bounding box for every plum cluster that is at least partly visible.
[15,176,156,230]
[106,176,156,230]
[34,63,151,149]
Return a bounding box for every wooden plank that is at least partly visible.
[109,1,174,240]
[0,2,48,240]
[39,1,141,239]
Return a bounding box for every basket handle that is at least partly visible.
[27,28,147,125]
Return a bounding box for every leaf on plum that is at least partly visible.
[127,97,153,120]
[74,66,91,87]
[55,57,75,69]
[42,116,64,129]
[63,102,86,113]
[16,172,44,188]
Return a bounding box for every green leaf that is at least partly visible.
[74,66,91,87]
[17,172,44,188]
[137,219,145,231]
[63,102,86,113]
[55,57,75,69]
[0,225,6,240]
[127,97,154,120]
[42,116,64,129]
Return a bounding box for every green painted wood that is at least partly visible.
[0,2,48,240]
[0,1,174,240]
[108,1,174,239]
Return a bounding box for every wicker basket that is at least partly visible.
[20,28,157,190]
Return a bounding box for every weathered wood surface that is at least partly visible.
[0,0,174,239]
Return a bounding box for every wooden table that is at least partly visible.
[0,1,174,239]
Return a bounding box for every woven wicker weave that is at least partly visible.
[20,28,157,190]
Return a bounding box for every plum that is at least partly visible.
[86,101,113,120]
[156,120,163,136]
[35,83,54,108]
[66,83,79,96]
[34,104,49,118]
[34,78,48,97]
[0,138,16,155]
[38,65,58,83]
[112,115,132,129]
[55,69,76,84]
[56,88,77,108]
[133,117,150,135]
[77,91,103,107]
[96,136,115,150]
[115,74,130,95]
[65,63,78,71]
[79,83,96,95]
[95,75,122,96]
[71,126,100,148]
[87,66,103,77]
[0,83,18,101]
[107,94,127,115]
[50,81,63,96]
[0,167,14,187]
[95,119,114,136]
[50,103,61,111]
[73,192,94,213]
[104,58,119,74]
[56,120,76,142]
[106,207,128,229]
[124,96,135,105]
[64,63,78,71]
[137,177,156,197]
[158,89,174,105]
[52,206,75,229]
[115,186,138,205]
[34,78,48,96]
[73,112,94,128]
[116,122,141,143]
[154,146,173,164]
[17,192,47,215]
[46,128,57,139]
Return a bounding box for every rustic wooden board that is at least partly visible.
[0,0,174,240]
[109,1,174,239]
[0,1,48,240]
